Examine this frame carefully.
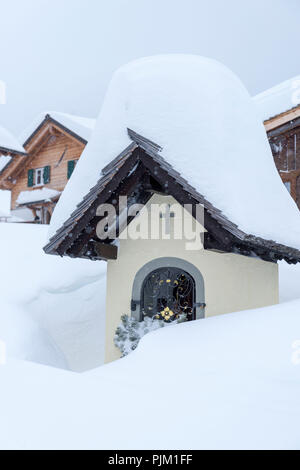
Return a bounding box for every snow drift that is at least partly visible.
[1,296,300,449]
[0,190,11,217]
[0,223,106,371]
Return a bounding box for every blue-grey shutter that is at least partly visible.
[67,160,75,179]
[27,169,34,187]
[43,166,50,184]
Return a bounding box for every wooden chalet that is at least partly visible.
[0,125,27,174]
[263,104,300,208]
[254,79,300,210]
[0,112,95,224]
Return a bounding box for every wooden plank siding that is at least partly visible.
[11,131,85,209]
[266,121,300,209]
[262,107,300,210]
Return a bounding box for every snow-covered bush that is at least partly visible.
[114,313,187,357]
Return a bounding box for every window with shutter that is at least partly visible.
[43,165,51,184]
[27,169,34,187]
[67,160,76,179]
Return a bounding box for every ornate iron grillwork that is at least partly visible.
[141,267,195,321]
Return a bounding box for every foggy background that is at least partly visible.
[0,0,299,135]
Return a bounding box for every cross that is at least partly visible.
[160,204,175,235]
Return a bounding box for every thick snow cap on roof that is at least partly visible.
[17,188,61,206]
[254,75,300,121]
[20,111,96,145]
[0,124,25,154]
[49,55,300,250]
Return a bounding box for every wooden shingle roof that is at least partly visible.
[44,129,300,264]
[23,114,91,148]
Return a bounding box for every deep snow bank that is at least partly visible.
[0,223,300,448]
[0,223,106,370]
[0,190,10,217]
[0,296,300,449]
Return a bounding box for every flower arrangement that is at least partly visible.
[114,312,187,357]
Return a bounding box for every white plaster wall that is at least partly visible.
[105,196,279,363]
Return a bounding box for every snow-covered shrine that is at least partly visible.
[44,55,300,363]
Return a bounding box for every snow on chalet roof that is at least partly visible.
[0,124,26,155]
[48,55,300,251]
[253,75,300,122]
[19,111,96,146]
[17,188,61,206]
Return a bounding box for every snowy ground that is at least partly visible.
[0,223,106,371]
[0,223,300,449]
[1,300,300,449]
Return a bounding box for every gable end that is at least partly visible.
[43,130,300,264]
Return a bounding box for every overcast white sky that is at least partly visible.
[0,0,299,135]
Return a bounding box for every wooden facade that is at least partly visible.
[0,116,87,224]
[265,104,300,208]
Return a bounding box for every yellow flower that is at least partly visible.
[166,279,171,283]
[161,311,165,317]
[165,307,170,312]
[165,315,170,320]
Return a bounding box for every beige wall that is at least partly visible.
[105,195,279,363]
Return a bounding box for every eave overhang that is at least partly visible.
[43,129,300,264]
[23,114,88,149]
[0,146,27,157]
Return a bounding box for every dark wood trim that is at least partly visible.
[92,241,118,260]
[52,147,139,256]
[268,117,300,138]
[202,232,231,253]
[44,130,300,264]
[23,114,89,148]
[0,146,27,156]
[66,163,149,258]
